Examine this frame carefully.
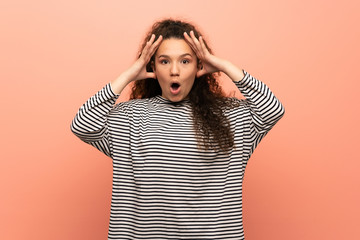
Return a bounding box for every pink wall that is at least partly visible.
[1,0,359,239]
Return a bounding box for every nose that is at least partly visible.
[170,63,180,76]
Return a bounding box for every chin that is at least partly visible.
[168,95,186,102]
[169,97,183,102]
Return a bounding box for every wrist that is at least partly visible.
[220,61,245,82]
[111,72,133,95]
[218,59,232,73]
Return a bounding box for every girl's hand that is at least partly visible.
[184,31,226,78]
[111,34,162,94]
[128,34,163,82]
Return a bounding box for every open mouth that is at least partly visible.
[170,82,181,95]
[171,82,180,90]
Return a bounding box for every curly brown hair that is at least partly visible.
[131,19,238,152]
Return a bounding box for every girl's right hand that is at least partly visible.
[111,34,162,94]
[127,34,163,82]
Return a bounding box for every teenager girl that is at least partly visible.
[71,19,285,239]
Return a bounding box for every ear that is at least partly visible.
[197,60,203,76]
[150,61,157,79]
[151,60,156,72]
[196,60,206,78]
[197,60,203,70]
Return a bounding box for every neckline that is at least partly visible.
[152,95,191,105]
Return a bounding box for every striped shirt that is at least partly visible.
[71,70,285,239]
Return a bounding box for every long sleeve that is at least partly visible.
[70,83,119,157]
[233,70,285,156]
[236,70,285,133]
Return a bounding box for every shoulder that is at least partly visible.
[113,98,150,111]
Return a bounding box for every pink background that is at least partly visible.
[1,0,359,239]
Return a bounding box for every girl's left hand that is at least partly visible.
[184,31,226,78]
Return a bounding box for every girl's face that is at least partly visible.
[153,38,198,102]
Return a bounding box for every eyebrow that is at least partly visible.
[157,53,193,58]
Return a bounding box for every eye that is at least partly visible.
[181,59,190,64]
[160,59,169,64]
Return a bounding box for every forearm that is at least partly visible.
[219,60,245,82]
[110,70,134,95]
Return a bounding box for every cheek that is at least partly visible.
[186,67,197,81]
[154,65,167,78]
[156,78,166,90]
[155,71,168,90]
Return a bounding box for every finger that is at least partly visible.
[183,31,191,41]
[184,32,194,45]
[145,72,156,79]
[140,34,154,57]
[184,32,197,53]
[141,35,162,62]
[189,31,200,50]
[199,36,210,55]
[189,31,205,58]
[148,35,163,56]
[189,31,201,48]
[185,31,204,60]
[155,34,163,44]
[148,34,156,44]
[145,34,156,51]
